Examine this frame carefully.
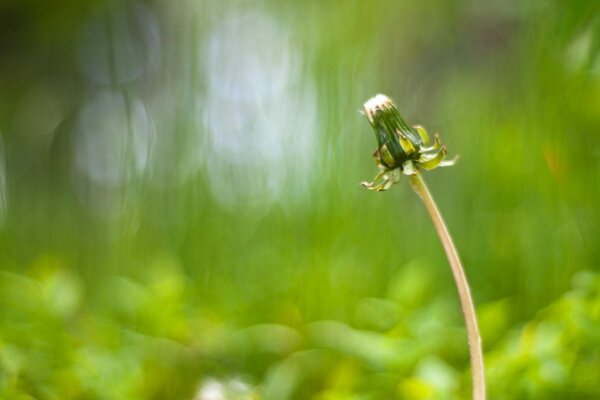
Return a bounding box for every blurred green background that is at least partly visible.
[0,0,599,399]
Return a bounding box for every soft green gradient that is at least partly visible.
[0,1,599,399]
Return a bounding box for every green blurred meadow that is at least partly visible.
[0,0,599,399]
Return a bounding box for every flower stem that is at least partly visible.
[408,171,486,400]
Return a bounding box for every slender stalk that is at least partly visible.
[408,171,486,400]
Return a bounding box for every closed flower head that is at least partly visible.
[361,94,457,191]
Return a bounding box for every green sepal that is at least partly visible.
[413,125,430,146]
[402,160,417,175]
[419,147,448,170]
[397,131,417,155]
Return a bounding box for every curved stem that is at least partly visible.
[408,171,486,400]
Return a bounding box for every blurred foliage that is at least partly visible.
[0,0,599,399]
[1,259,599,399]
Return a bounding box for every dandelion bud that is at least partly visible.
[361,94,457,191]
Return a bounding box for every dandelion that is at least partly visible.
[361,94,486,400]
[361,94,456,191]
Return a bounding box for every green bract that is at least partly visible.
[361,94,457,191]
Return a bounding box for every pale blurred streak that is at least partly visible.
[73,90,155,216]
[73,2,159,217]
[71,4,319,215]
[77,2,160,85]
[202,10,317,211]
